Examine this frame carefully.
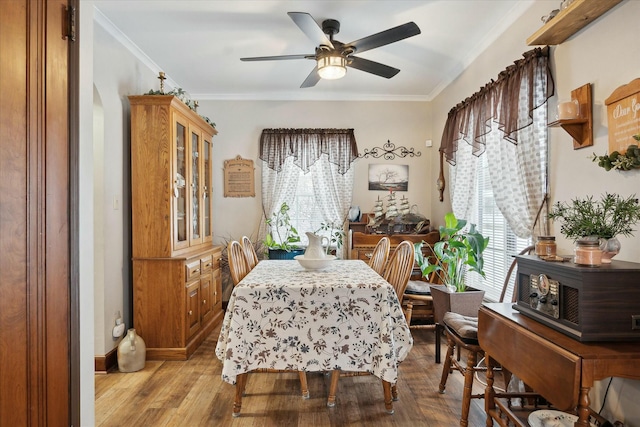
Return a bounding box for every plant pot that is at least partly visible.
[267,248,304,260]
[430,284,485,324]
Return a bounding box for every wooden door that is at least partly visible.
[0,0,76,425]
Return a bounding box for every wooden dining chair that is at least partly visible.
[228,240,250,286]
[402,231,443,361]
[438,245,535,427]
[328,240,415,414]
[228,240,309,416]
[368,236,390,275]
[402,231,441,324]
[241,235,258,270]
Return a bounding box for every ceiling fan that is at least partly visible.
[240,12,421,88]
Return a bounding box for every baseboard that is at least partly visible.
[95,346,118,373]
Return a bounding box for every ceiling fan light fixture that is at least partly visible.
[317,55,346,80]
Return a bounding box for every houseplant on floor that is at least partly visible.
[414,212,489,321]
[548,192,640,263]
[264,202,304,259]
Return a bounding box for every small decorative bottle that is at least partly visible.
[574,239,602,267]
[117,328,146,373]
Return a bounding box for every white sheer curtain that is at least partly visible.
[451,110,548,239]
[443,47,553,239]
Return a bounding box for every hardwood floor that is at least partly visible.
[95,324,493,426]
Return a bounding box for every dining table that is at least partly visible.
[215,259,413,414]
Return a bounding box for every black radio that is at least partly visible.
[514,255,640,342]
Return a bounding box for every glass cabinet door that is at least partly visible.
[190,128,203,245]
[202,137,212,242]
[173,117,189,250]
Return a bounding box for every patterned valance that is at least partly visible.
[259,128,358,175]
[440,47,554,165]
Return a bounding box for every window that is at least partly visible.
[464,155,532,302]
[260,129,357,258]
[286,171,329,247]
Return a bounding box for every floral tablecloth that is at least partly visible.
[215,260,413,385]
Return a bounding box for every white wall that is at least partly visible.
[198,100,435,250]
[429,1,640,424]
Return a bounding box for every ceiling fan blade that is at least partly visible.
[241,54,313,61]
[288,12,334,49]
[300,66,321,88]
[347,56,400,79]
[346,22,420,54]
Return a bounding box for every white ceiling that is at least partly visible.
[93,0,535,101]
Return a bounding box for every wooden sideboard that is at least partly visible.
[479,303,640,426]
[349,231,432,263]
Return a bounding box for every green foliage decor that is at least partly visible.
[591,135,640,171]
[264,202,301,251]
[414,212,489,292]
[145,87,216,128]
[548,193,640,240]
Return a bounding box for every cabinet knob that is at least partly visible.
[188,310,193,316]
[202,299,206,305]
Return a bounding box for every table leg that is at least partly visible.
[435,323,442,363]
[233,373,248,417]
[576,386,592,427]
[327,370,340,407]
[485,356,496,427]
[298,371,310,399]
[382,380,395,414]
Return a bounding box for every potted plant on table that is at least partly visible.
[548,193,640,263]
[264,202,304,259]
[414,212,489,322]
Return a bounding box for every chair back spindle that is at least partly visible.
[383,240,415,301]
[228,240,250,286]
[241,236,259,270]
[368,236,390,276]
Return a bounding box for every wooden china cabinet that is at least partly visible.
[129,95,222,360]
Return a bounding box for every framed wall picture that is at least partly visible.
[368,164,408,191]
[223,155,255,197]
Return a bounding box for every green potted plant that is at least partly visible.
[548,192,640,262]
[314,221,346,257]
[264,202,304,259]
[414,212,489,321]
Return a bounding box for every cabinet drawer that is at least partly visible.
[185,259,201,281]
[355,248,375,262]
[200,254,213,272]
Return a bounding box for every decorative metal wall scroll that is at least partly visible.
[358,140,421,160]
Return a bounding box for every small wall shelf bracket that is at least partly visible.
[548,83,593,150]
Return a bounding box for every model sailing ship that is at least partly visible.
[399,195,410,215]
[385,192,398,220]
[373,196,384,220]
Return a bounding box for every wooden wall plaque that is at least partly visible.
[605,78,640,155]
[223,155,255,197]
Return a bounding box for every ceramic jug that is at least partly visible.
[117,328,146,373]
[304,232,329,259]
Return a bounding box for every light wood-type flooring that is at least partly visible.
[96,323,495,426]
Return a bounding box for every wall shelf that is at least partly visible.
[527,0,623,46]
[548,83,592,149]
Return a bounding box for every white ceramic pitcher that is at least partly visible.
[304,232,329,259]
